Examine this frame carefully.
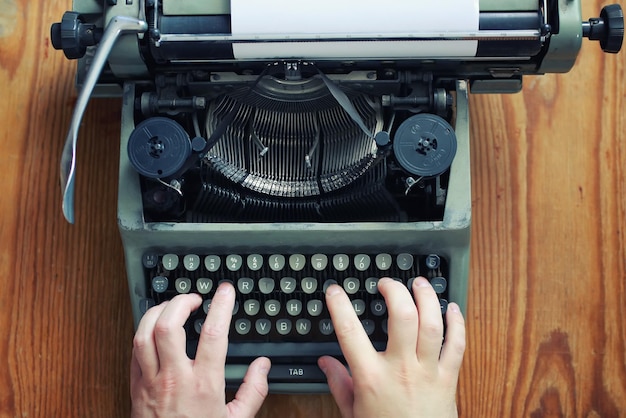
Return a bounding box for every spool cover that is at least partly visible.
[392,114,457,177]
[128,117,192,178]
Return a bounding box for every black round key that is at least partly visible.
[323,279,338,293]
[194,319,204,334]
[430,276,447,294]
[425,254,441,270]
[152,276,169,293]
[142,253,158,269]
[439,299,449,315]
[361,319,375,336]
[371,299,387,316]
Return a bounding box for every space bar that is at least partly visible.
[188,341,387,359]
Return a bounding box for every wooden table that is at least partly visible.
[1,1,624,416]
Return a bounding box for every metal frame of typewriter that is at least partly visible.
[118,80,472,329]
[70,0,596,98]
[108,0,598,326]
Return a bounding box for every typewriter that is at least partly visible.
[51,0,623,392]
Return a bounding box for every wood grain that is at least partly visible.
[1,1,625,417]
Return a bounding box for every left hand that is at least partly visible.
[130,283,271,418]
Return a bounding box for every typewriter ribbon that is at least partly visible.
[392,114,457,178]
[127,117,192,179]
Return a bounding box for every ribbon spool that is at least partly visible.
[392,114,457,177]
[128,117,192,179]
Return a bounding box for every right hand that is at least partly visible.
[318,277,466,418]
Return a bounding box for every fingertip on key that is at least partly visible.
[216,281,234,294]
[376,277,393,289]
[188,292,202,302]
[257,356,271,376]
[412,276,430,288]
[325,284,341,296]
[448,302,461,314]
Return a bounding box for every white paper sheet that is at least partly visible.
[231,0,480,59]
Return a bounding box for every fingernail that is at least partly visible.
[317,359,327,373]
[449,302,460,313]
[216,282,233,294]
[325,284,341,296]
[258,358,271,375]
[377,277,393,290]
[414,276,430,287]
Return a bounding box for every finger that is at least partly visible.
[227,357,271,417]
[154,293,203,372]
[130,350,146,402]
[194,282,236,377]
[130,348,142,385]
[132,301,169,379]
[318,356,354,418]
[439,302,466,376]
[412,277,445,366]
[325,284,377,373]
[377,278,419,360]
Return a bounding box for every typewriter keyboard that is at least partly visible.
[140,252,448,385]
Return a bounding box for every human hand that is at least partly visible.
[318,277,466,418]
[130,283,271,418]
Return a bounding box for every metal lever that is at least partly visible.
[60,16,148,223]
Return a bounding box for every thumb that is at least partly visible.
[318,356,354,418]
[227,357,271,418]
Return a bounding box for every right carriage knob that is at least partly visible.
[583,4,624,53]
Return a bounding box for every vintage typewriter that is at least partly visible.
[51,0,622,392]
